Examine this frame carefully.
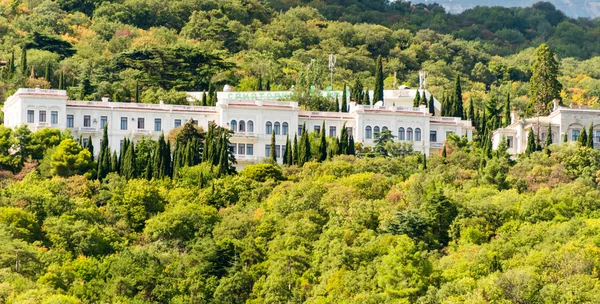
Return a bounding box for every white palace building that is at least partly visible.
[3,87,473,167]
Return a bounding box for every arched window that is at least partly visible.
[239,120,245,132]
[415,128,421,141]
[248,121,254,133]
[398,127,405,140]
[230,120,237,131]
[382,126,388,132]
[266,121,272,134]
[374,126,381,139]
[274,122,281,135]
[365,126,372,139]
[407,127,413,141]
[282,122,289,135]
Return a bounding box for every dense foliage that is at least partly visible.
[3,129,600,302]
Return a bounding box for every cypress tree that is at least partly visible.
[526,128,537,155]
[588,123,594,148]
[348,135,355,155]
[352,78,363,103]
[9,50,15,74]
[293,133,299,165]
[454,75,463,118]
[44,63,51,85]
[423,153,427,170]
[422,91,427,105]
[545,124,553,148]
[283,135,290,165]
[270,130,276,162]
[58,71,64,90]
[413,90,421,107]
[339,122,348,154]
[86,135,94,162]
[266,79,271,91]
[341,84,348,112]
[299,123,311,166]
[111,151,118,173]
[468,98,475,121]
[579,127,588,146]
[335,96,340,112]
[318,121,327,162]
[503,93,511,127]
[257,74,263,91]
[373,55,384,103]
[153,134,166,179]
[134,81,140,103]
[217,134,229,176]
[442,145,447,158]
[172,141,181,178]
[119,138,129,172]
[20,47,27,76]
[364,89,370,105]
[144,158,153,180]
[202,91,207,106]
[563,133,568,143]
[122,142,136,179]
[429,94,435,116]
[97,124,110,179]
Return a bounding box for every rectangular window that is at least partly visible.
[347,127,353,137]
[120,117,128,130]
[507,136,514,148]
[430,131,437,142]
[275,145,281,158]
[192,120,198,125]
[27,110,34,123]
[120,140,124,150]
[39,110,46,123]
[265,144,271,157]
[572,130,580,142]
[67,115,74,128]
[282,144,286,158]
[82,137,88,147]
[137,118,145,129]
[51,111,58,124]
[154,118,161,131]
[238,144,246,155]
[329,126,336,137]
[174,119,182,128]
[314,125,321,133]
[247,144,254,156]
[596,131,600,143]
[83,115,91,127]
[298,125,302,136]
[100,116,108,129]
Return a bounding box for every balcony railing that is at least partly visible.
[232,132,258,138]
[36,122,49,128]
[79,127,99,133]
[235,155,259,161]
[17,88,67,96]
[132,129,152,136]
[430,142,444,148]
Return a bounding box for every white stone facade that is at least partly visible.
[3,88,473,167]
[492,106,600,155]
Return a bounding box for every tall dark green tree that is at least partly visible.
[373,55,384,103]
[202,91,207,106]
[413,90,421,107]
[587,123,594,148]
[97,124,110,180]
[348,135,355,155]
[352,78,363,104]
[579,127,588,146]
[283,134,291,165]
[85,135,94,162]
[318,121,327,162]
[58,71,64,90]
[335,96,340,112]
[299,123,311,166]
[442,145,447,158]
[341,84,348,112]
[44,63,51,85]
[217,134,230,176]
[111,151,118,173]
[339,122,348,154]
[363,89,370,105]
[526,128,538,155]
[429,94,435,116]
[20,47,27,76]
[467,98,475,121]
[270,129,276,162]
[293,133,299,165]
[422,153,427,170]
[563,133,568,143]
[545,124,553,148]
[453,75,463,118]
[79,74,92,100]
[121,142,136,179]
[503,93,511,127]
[529,44,562,116]
[134,81,140,103]
[152,133,170,179]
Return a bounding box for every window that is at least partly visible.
[507,136,514,148]
[347,127,353,137]
[275,145,281,158]
[247,121,254,132]
[374,126,380,139]
[100,116,107,128]
[430,131,437,142]
[121,117,128,130]
[27,110,34,123]
[174,119,182,128]
[407,128,413,141]
[238,144,245,155]
[239,120,245,132]
[329,126,336,137]
[365,126,372,139]
[572,129,580,141]
[83,115,91,127]
[298,125,303,136]
[282,145,287,158]
[266,121,272,134]
[274,122,281,135]
[314,125,321,133]
[282,122,289,135]
[596,131,600,143]
[154,118,161,131]
[39,110,46,123]
[398,127,405,140]
[247,144,254,155]
[67,115,74,128]
[415,128,422,141]
[82,137,88,148]
[51,111,58,124]
[137,118,144,129]
[120,140,124,150]
[382,126,388,132]
[265,144,271,157]
[230,120,237,131]
[192,120,198,125]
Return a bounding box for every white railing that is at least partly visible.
[357,105,426,113]
[235,155,259,161]
[36,122,49,127]
[66,100,218,112]
[430,142,444,148]
[132,129,152,135]
[17,88,67,96]
[233,132,258,138]
[79,127,99,133]
[430,117,460,123]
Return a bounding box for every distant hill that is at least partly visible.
[416,0,600,18]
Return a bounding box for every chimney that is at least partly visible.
[101,95,109,103]
[552,98,560,111]
[510,110,518,125]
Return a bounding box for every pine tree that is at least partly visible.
[529,44,562,116]
[121,142,136,179]
[429,94,435,116]
[373,55,384,103]
[111,151,118,173]
[339,122,348,154]
[588,123,594,148]
[293,133,299,165]
[270,130,276,163]
[526,128,537,155]
[579,127,588,146]
[79,74,92,100]
[413,90,421,107]
[348,135,355,155]
[503,93,511,127]
[86,135,94,162]
[318,121,327,162]
[454,75,463,118]
[20,47,27,76]
[341,84,348,112]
